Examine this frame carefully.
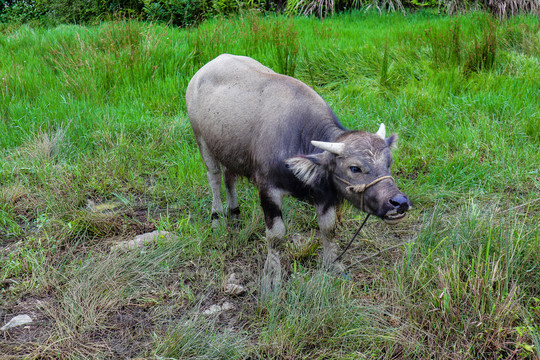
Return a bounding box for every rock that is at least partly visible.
[111,230,178,251]
[202,302,234,316]
[224,283,246,296]
[1,314,32,331]
[223,273,246,296]
[87,200,121,213]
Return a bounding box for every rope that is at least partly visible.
[333,174,394,213]
[333,213,370,264]
[345,240,408,270]
[345,175,394,194]
[331,174,393,264]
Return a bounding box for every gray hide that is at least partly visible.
[186,54,410,292]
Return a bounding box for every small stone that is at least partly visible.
[221,302,234,311]
[223,273,246,296]
[202,302,234,316]
[111,230,178,251]
[1,314,32,331]
[203,305,221,315]
[224,283,246,296]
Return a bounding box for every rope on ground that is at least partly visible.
[345,241,409,270]
[498,197,540,213]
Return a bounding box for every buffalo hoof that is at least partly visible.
[261,250,282,295]
[228,207,241,229]
[322,243,345,273]
[229,207,241,219]
[211,213,221,229]
[323,259,345,274]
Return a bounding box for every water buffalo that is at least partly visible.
[186,54,410,292]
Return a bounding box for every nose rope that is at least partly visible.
[331,174,394,265]
[333,175,395,213]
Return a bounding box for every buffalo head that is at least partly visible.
[286,123,411,224]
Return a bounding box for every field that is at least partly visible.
[1,10,539,359]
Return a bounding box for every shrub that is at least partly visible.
[0,0,145,25]
[42,0,145,24]
[143,0,208,27]
[0,0,42,23]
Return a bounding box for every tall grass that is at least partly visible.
[189,12,299,75]
[398,201,539,357]
[257,271,409,358]
[0,10,539,359]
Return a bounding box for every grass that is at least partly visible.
[0,9,539,359]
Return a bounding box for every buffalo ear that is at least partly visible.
[386,134,398,150]
[285,153,328,185]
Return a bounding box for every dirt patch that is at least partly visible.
[0,295,54,356]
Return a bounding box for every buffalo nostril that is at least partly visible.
[389,195,410,214]
[389,199,400,207]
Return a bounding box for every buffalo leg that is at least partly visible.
[224,167,240,220]
[197,139,223,228]
[259,187,285,293]
[316,204,343,272]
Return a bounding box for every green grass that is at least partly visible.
[1,9,539,359]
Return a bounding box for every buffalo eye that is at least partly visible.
[350,166,362,174]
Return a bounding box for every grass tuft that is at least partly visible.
[399,200,539,357]
[258,271,410,358]
[152,314,249,359]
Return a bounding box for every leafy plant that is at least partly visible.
[410,0,438,7]
[0,0,41,23]
[143,0,207,27]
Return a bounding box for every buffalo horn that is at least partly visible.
[311,141,345,155]
[376,123,386,139]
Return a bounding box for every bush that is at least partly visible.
[2,0,539,25]
[0,0,42,23]
[43,0,144,24]
[0,0,145,25]
[143,0,208,27]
